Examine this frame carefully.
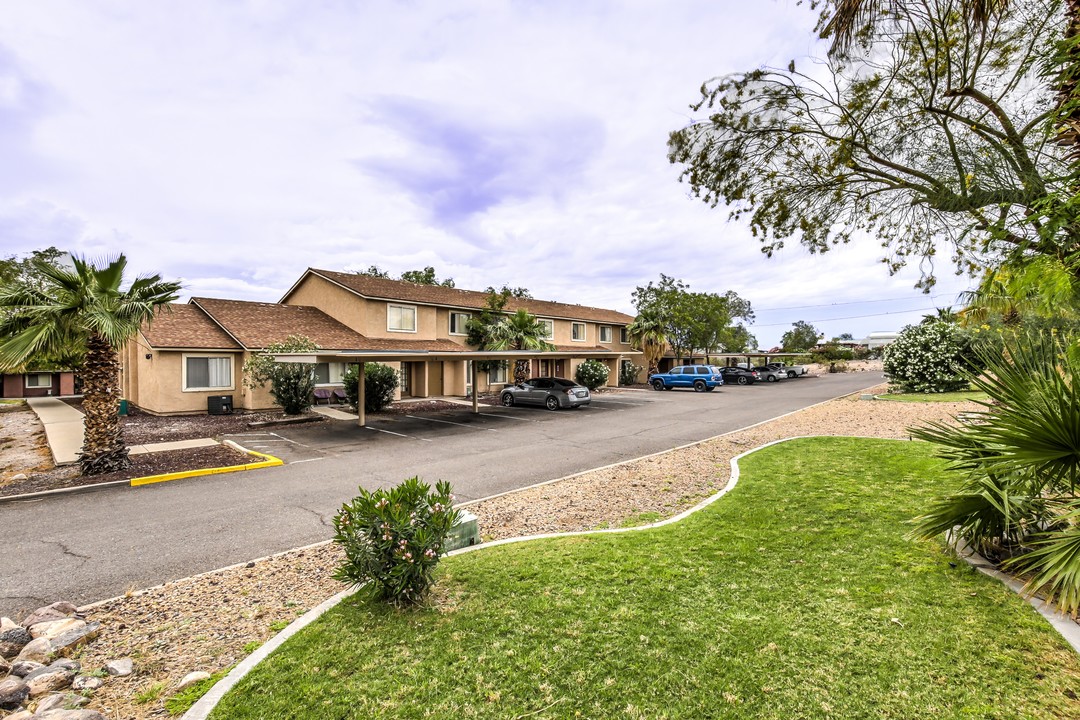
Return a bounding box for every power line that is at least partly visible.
[751,306,939,328]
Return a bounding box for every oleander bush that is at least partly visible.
[343,362,399,413]
[619,360,643,386]
[333,477,461,607]
[575,359,609,390]
[882,322,977,393]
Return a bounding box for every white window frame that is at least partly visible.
[314,362,345,386]
[599,326,612,344]
[25,373,52,389]
[182,354,235,392]
[488,363,507,385]
[387,303,418,333]
[571,322,587,342]
[449,311,471,336]
[538,318,555,341]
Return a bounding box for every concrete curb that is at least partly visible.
[181,433,1080,719]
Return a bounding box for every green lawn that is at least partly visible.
[210,438,1080,719]
[876,390,989,403]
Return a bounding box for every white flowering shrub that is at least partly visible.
[883,322,976,393]
[333,477,460,607]
[575,359,610,389]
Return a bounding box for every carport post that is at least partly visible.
[471,360,478,415]
[357,362,366,427]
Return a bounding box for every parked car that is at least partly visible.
[648,365,725,392]
[500,377,591,410]
[766,363,807,378]
[719,366,759,385]
[752,366,786,383]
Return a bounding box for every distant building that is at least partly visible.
[864,331,899,349]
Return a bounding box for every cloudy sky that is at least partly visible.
[0,1,972,348]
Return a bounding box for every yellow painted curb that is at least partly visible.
[130,448,283,487]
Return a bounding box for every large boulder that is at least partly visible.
[19,603,78,629]
[33,711,107,720]
[0,675,29,710]
[10,660,45,677]
[49,623,100,658]
[0,653,11,675]
[14,637,52,664]
[24,665,75,697]
[33,692,88,713]
[28,619,85,641]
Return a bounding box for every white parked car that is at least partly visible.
[766,363,807,378]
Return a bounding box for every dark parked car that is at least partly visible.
[648,365,725,392]
[500,377,591,410]
[719,366,759,385]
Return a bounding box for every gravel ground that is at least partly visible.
[57,384,991,720]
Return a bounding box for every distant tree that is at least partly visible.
[485,284,532,299]
[0,254,181,475]
[356,265,391,278]
[922,307,960,325]
[780,321,822,352]
[401,266,455,287]
[721,324,758,353]
[837,332,855,342]
[0,247,66,289]
[487,309,556,384]
[243,335,319,415]
[633,276,755,362]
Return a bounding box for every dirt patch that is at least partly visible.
[0,402,53,482]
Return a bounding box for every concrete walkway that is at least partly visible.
[310,405,356,421]
[26,397,217,465]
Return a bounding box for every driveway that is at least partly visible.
[1,372,882,619]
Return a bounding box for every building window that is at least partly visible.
[620,327,629,344]
[449,311,470,335]
[538,318,554,340]
[388,304,417,332]
[572,322,586,342]
[488,363,507,384]
[184,355,233,391]
[599,326,612,343]
[314,362,344,385]
[25,373,52,389]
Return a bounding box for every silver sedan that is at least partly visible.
[500,377,591,410]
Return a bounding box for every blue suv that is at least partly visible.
[648,365,725,392]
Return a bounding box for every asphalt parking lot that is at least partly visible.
[2,371,882,618]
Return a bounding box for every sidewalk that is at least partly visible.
[27,397,217,466]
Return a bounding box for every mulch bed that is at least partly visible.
[0,445,255,498]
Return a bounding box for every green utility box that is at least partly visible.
[118,399,129,416]
[445,511,480,552]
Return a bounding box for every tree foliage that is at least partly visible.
[243,335,319,415]
[780,321,822,352]
[0,254,181,474]
[343,362,399,413]
[356,264,455,287]
[669,0,1073,290]
[486,309,556,384]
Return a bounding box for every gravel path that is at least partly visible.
[70,385,977,719]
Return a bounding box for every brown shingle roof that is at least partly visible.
[298,269,636,325]
[141,304,242,350]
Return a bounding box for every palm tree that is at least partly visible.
[487,309,556,384]
[626,312,667,376]
[0,254,181,475]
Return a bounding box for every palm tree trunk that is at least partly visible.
[80,331,129,475]
[513,359,529,384]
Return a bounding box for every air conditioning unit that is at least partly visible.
[207,395,233,415]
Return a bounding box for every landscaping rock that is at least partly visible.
[33,711,107,720]
[175,670,211,691]
[0,654,11,675]
[14,637,51,664]
[5,710,32,720]
[104,658,132,677]
[14,637,53,664]
[24,665,75,697]
[0,675,29,710]
[0,617,18,632]
[29,619,85,641]
[10,660,45,677]
[49,623,100,658]
[71,675,104,692]
[19,603,78,629]
[0,626,33,659]
[49,659,80,673]
[33,692,88,713]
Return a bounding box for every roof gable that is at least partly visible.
[140,304,242,350]
[190,298,369,350]
[289,269,635,325]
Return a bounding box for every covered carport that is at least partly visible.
[272,348,640,427]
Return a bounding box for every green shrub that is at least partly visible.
[333,477,461,607]
[242,335,318,415]
[575,359,609,390]
[811,343,854,364]
[343,363,400,413]
[883,322,977,393]
[619,360,643,386]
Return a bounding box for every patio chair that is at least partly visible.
[332,388,348,404]
[313,388,333,405]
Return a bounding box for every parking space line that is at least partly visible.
[365,426,433,442]
[405,415,498,431]
[476,412,536,422]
